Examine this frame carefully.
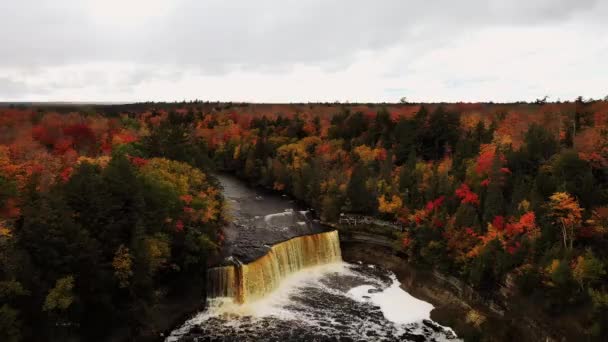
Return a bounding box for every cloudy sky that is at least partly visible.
[1,0,606,102]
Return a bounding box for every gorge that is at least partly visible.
[166,175,459,341]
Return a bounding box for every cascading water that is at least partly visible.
[208,230,342,303]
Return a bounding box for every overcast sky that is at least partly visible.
[0,0,606,102]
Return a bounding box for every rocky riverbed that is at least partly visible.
[217,174,327,264]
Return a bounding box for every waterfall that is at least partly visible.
[208,230,342,303]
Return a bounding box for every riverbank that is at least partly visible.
[340,237,585,341]
[104,281,206,342]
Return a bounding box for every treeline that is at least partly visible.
[0,109,223,341]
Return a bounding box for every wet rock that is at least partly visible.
[399,332,426,342]
[189,325,203,334]
[445,330,457,339]
[216,175,331,264]
[423,319,444,333]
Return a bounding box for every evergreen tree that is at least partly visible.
[394,117,418,164]
[524,124,559,170]
[399,150,418,207]
[418,106,461,160]
[483,152,505,223]
[347,162,374,213]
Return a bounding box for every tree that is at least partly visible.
[63,162,110,238]
[100,155,144,253]
[394,118,419,163]
[524,124,559,169]
[112,245,133,288]
[549,192,583,250]
[346,162,374,213]
[378,194,403,215]
[0,173,16,209]
[455,183,480,206]
[572,249,605,290]
[418,106,461,160]
[43,276,75,312]
[0,281,28,342]
[143,110,211,169]
[483,151,506,223]
[546,259,577,298]
[0,305,21,342]
[144,233,170,275]
[551,150,598,209]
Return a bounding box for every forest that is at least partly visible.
[1,99,608,340]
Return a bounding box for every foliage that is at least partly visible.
[2,101,608,339]
[378,194,403,214]
[572,249,605,290]
[43,276,75,312]
[112,245,133,288]
[549,192,584,250]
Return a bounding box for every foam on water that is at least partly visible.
[167,262,460,341]
[348,273,434,324]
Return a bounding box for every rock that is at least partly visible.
[445,330,457,339]
[423,319,443,332]
[399,332,426,342]
[189,325,203,334]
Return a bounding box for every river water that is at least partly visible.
[167,175,460,341]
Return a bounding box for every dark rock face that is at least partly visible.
[217,174,328,264]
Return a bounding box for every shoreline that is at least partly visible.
[339,238,582,341]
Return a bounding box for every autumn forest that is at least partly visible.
[1,100,608,340]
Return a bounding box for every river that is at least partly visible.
[166,174,460,341]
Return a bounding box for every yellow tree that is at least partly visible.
[378,194,403,215]
[572,249,606,290]
[43,276,75,312]
[549,192,584,250]
[112,245,133,288]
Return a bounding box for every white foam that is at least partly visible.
[348,273,434,324]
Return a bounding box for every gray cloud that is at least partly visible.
[0,77,34,97]
[1,0,602,69]
[0,0,606,101]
